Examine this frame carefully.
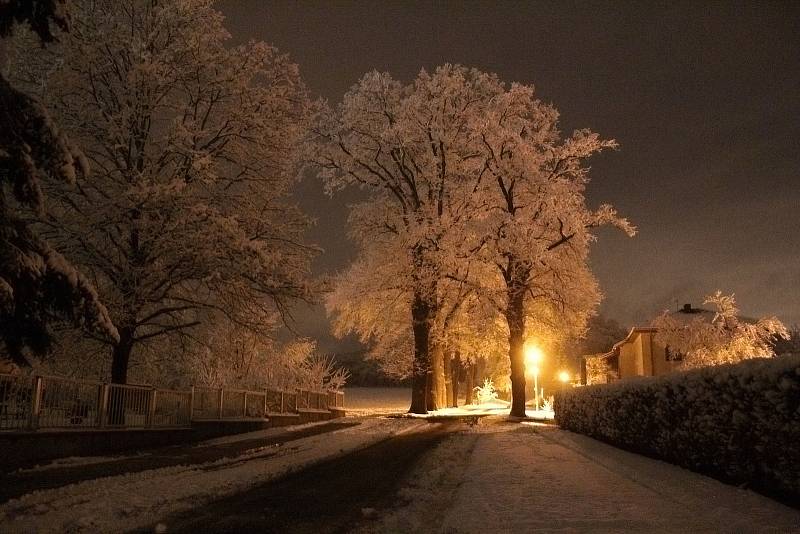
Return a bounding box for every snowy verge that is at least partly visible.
[555,354,800,502]
[0,417,427,533]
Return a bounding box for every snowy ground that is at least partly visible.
[405,399,555,420]
[3,413,797,533]
[0,417,426,533]
[344,388,554,420]
[362,418,800,533]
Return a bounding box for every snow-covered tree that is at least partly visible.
[452,80,634,417]
[653,291,789,369]
[309,66,505,413]
[0,0,117,367]
[175,323,347,391]
[313,65,632,415]
[326,241,415,381]
[7,0,316,383]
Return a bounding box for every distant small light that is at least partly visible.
[558,371,570,383]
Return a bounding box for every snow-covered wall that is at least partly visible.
[555,355,800,503]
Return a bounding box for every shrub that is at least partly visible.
[474,378,499,405]
[554,355,800,503]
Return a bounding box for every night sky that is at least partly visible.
[219,0,800,352]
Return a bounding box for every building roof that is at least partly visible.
[583,327,658,362]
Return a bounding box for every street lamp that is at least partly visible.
[531,365,540,410]
[558,370,570,384]
[524,344,544,411]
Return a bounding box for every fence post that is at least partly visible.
[97,383,109,428]
[147,388,157,427]
[218,388,224,419]
[243,391,248,418]
[263,391,267,418]
[29,376,43,430]
[189,386,195,422]
[280,390,285,413]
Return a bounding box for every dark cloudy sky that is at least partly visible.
[220,0,800,351]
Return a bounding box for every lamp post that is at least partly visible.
[524,344,544,411]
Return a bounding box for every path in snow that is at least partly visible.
[367,419,800,533]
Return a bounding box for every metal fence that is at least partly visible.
[38,375,100,429]
[1,373,345,432]
[193,386,304,420]
[1,374,195,431]
[192,386,222,420]
[152,388,192,427]
[1,374,32,430]
[329,390,345,409]
[296,389,333,411]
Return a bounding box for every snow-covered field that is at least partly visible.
[344,387,412,416]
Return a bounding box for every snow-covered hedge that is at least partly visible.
[555,355,800,501]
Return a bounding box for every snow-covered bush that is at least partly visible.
[473,378,499,405]
[585,355,617,385]
[555,355,800,501]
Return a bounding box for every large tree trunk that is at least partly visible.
[110,326,134,384]
[506,281,527,418]
[108,325,135,425]
[464,360,475,405]
[427,342,446,411]
[444,350,453,408]
[450,353,460,407]
[410,294,434,414]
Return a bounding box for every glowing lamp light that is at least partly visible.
[531,365,540,377]
[558,370,570,383]
[524,344,544,367]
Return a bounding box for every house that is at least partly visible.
[582,304,708,385]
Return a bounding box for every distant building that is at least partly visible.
[582,304,707,385]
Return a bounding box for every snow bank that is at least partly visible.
[554,354,800,502]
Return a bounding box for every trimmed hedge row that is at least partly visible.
[554,355,800,503]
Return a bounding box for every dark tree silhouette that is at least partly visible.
[0,0,117,365]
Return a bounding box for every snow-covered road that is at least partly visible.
[0,417,428,533]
